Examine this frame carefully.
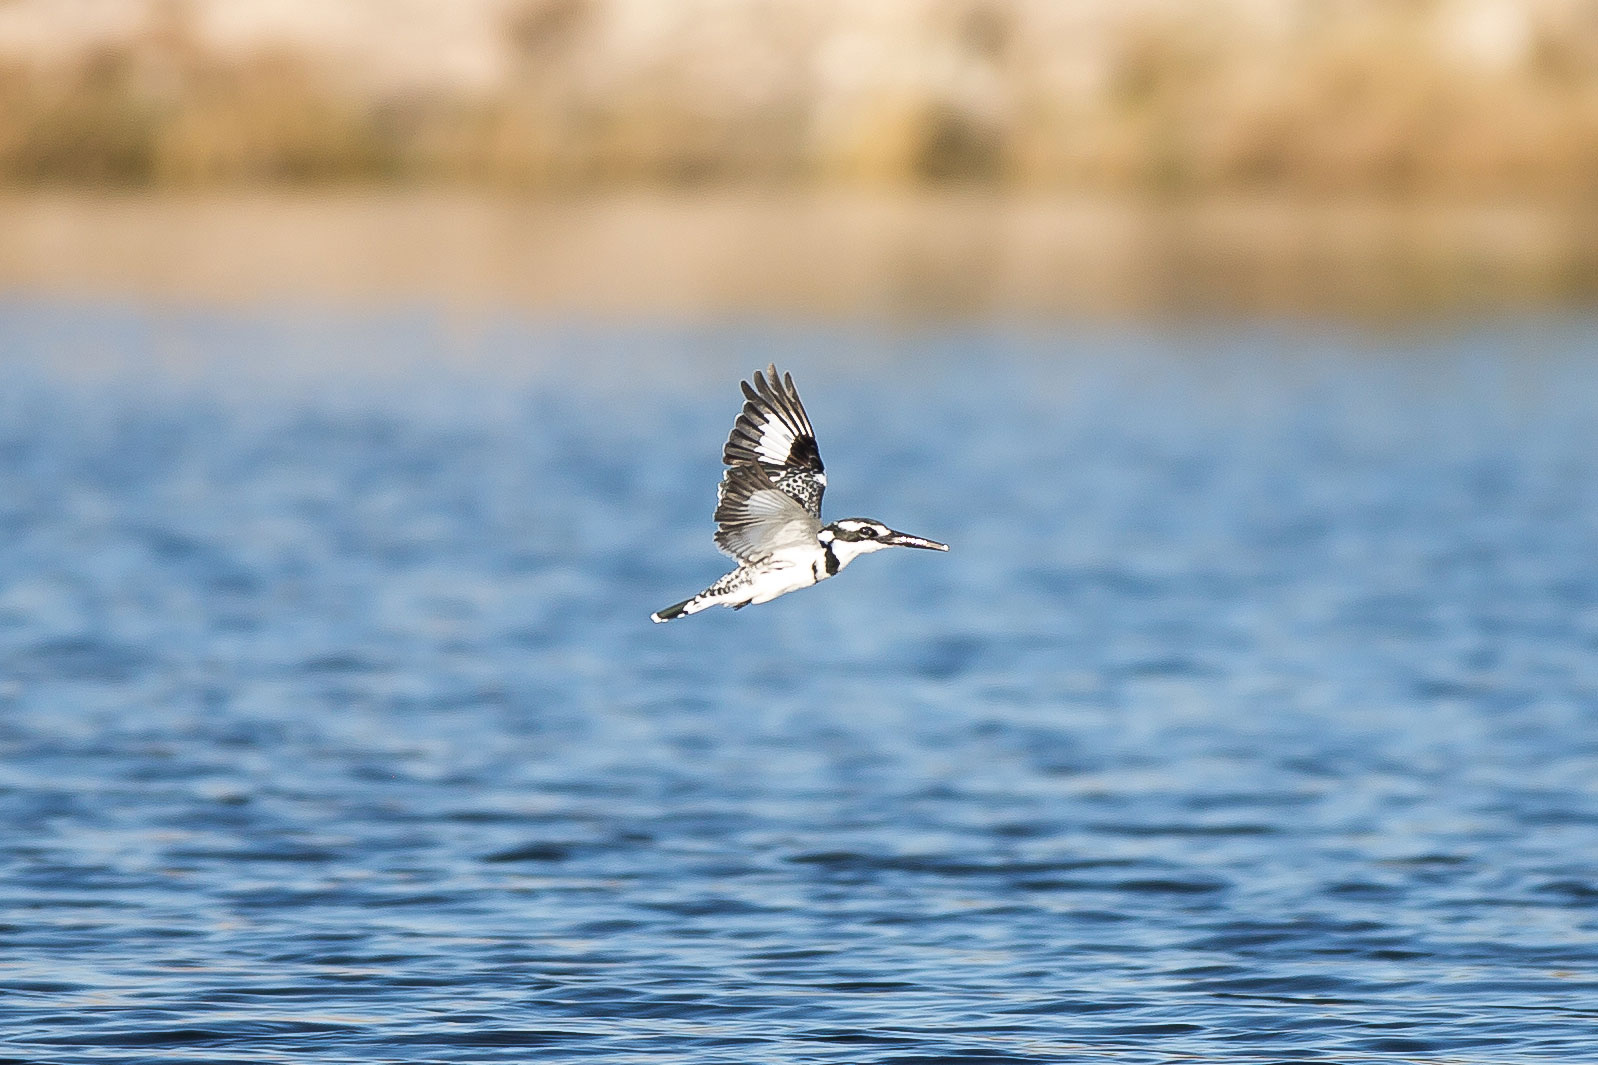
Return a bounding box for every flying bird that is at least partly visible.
[652,365,947,622]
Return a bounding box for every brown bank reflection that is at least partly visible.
[3,191,1597,320]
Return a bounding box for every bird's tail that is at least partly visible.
[651,593,724,623]
[652,584,749,621]
[651,596,696,623]
[653,569,752,622]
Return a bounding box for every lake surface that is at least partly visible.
[3,303,1598,1062]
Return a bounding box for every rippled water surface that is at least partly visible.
[4,304,1598,1063]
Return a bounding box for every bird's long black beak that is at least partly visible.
[884,529,949,551]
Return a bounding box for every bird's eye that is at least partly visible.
[860,527,877,538]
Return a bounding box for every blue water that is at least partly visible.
[3,304,1598,1063]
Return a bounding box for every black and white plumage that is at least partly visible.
[721,367,827,518]
[652,365,947,622]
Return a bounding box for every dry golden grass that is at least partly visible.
[3,1,1598,197]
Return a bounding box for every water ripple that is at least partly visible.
[2,311,1598,1061]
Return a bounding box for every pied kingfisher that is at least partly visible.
[652,365,947,622]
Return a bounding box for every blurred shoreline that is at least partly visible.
[7,3,1598,320]
[3,190,1597,319]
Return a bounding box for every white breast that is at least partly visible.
[744,548,828,604]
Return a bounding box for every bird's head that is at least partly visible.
[818,518,949,569]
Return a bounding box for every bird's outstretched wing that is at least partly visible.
[714,464,823,563]
[722,364,826,517]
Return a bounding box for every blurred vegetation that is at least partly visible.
[4,0,1598,196]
